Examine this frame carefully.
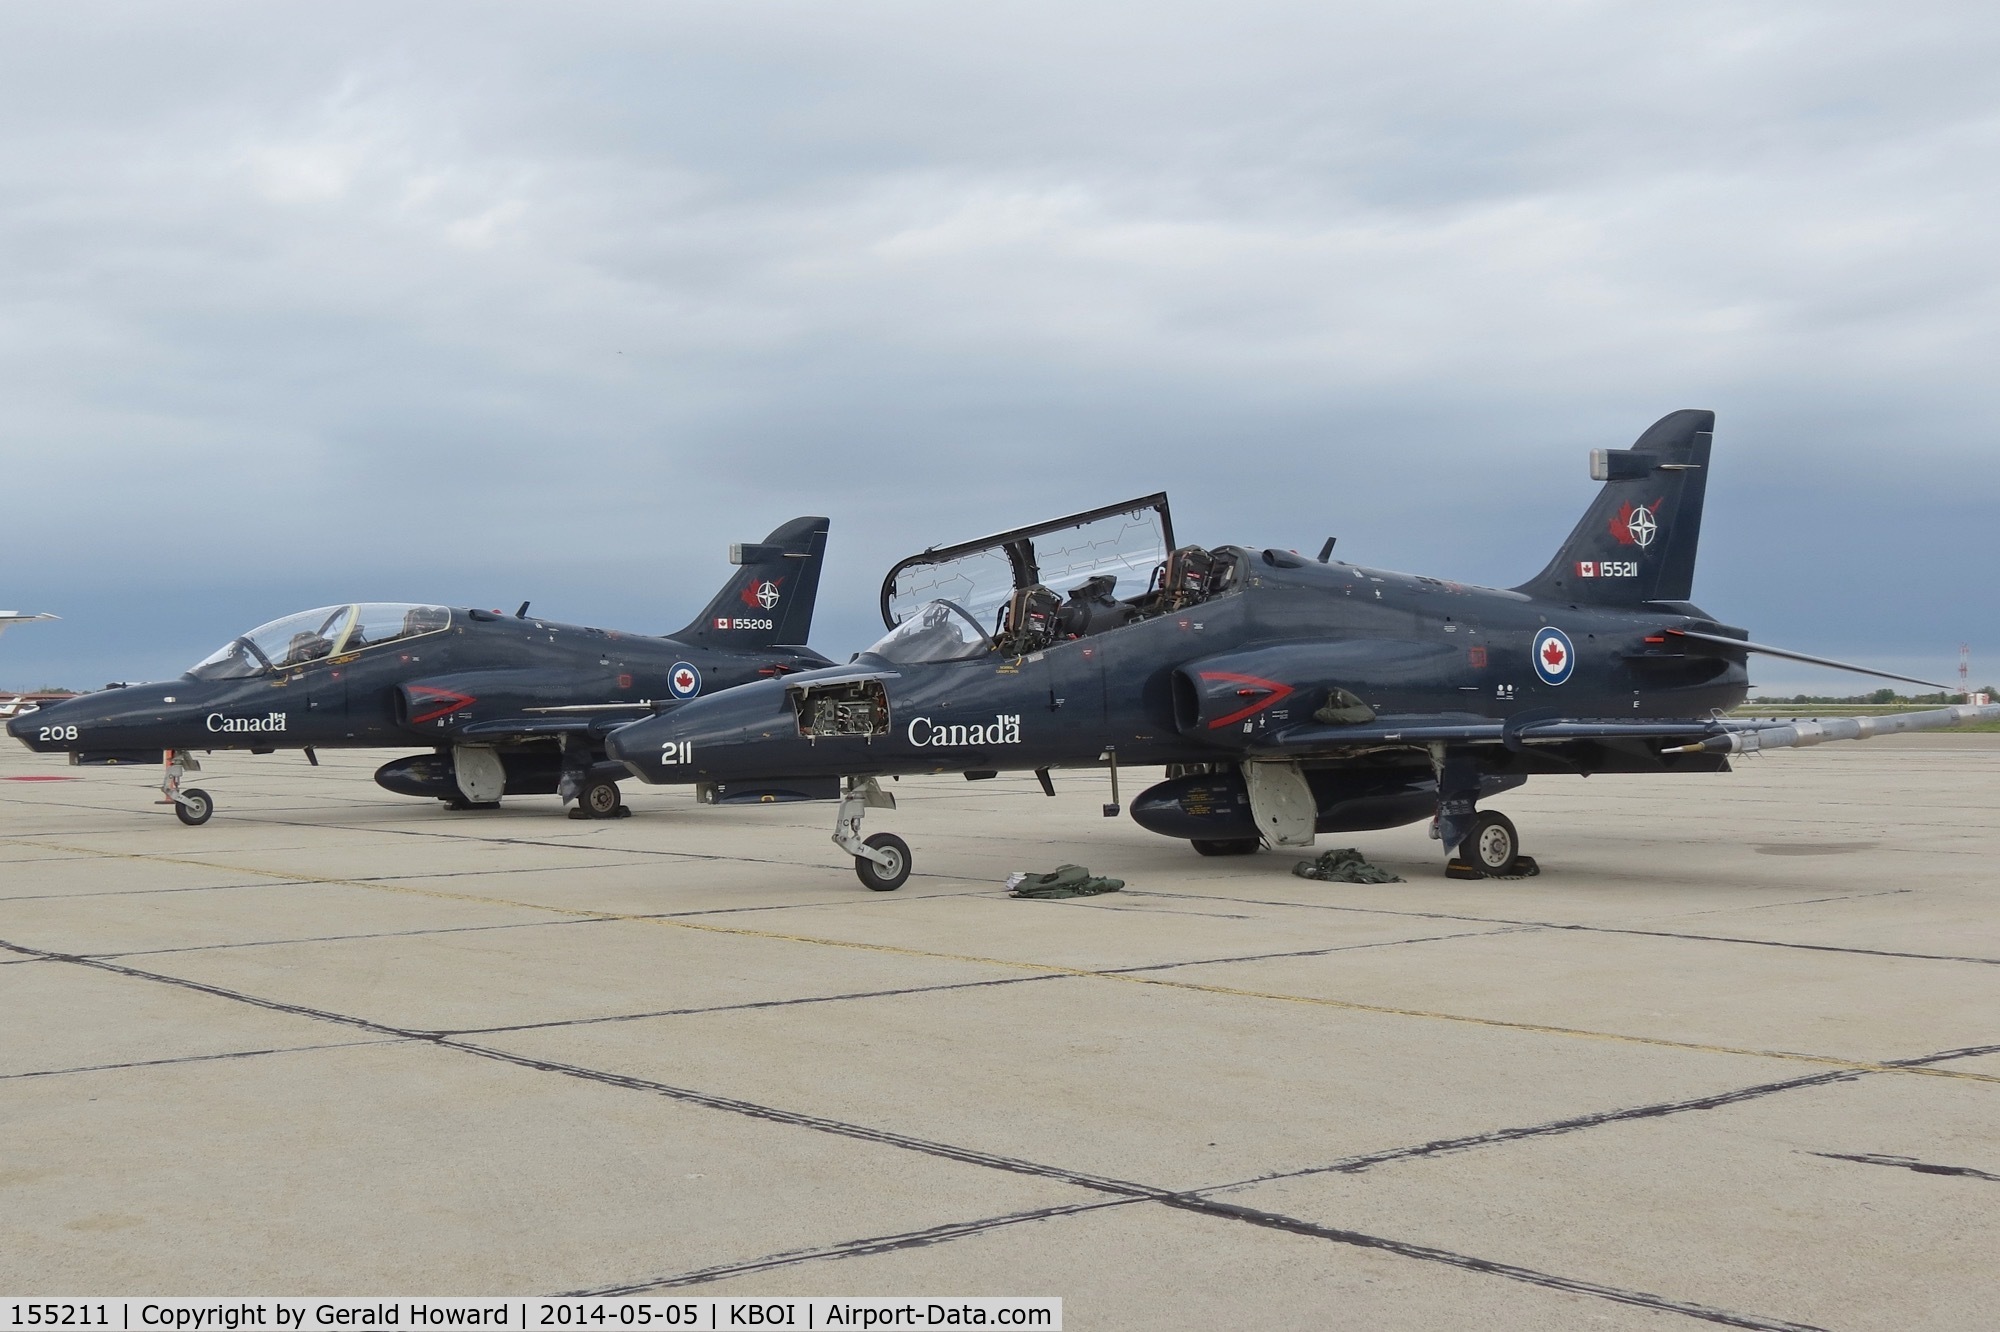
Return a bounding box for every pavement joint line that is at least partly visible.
[444,974,1068,1036]
[438,930,1511,1035]
[211,817,1005,885]
[10,837,2000,1086]
[0,931,1918,1330]
[1144,1195,1829,1332]
[565,1199,1147,1296]
[1124,888,2000,967]
[0,824,1000,888]
[84,916,616,960]
[0,1037,413,1081]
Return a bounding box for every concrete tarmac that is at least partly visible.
[0,737,1995,1330]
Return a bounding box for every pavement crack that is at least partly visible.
[563,1199,1143,1296]
[0,929,1916,1330]
[1806,1151,2000,1183]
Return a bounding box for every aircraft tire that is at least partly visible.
[579,778,623,819]
[855,832,911,891]
[1459,811,1520,876]
[1190,838,1260,857]
[175,789,214,826]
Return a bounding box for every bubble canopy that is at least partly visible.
[187,604,450,680]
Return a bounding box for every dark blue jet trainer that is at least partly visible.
[8,518,833,825]
[607,411,1996,890]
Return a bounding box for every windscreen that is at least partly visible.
[187,604,450,680]
[863,601,993,664]
[883,496,1172,630]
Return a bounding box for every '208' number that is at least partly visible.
[38,725,78,742]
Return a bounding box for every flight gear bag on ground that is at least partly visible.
[1007,864,1126,898]
[1292,848,1404,883]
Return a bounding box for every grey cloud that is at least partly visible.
[0,1,1995,692]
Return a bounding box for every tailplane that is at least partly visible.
[1514,409,1714,606]
[673,516,830,649]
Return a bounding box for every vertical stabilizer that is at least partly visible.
[673,517,830,648]
[1514,410,1714,606]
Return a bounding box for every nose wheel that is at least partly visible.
[159,750,214,826]
[855,833,911,891]
[833,777,909,890]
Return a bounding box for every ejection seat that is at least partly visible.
[994,585,1063,655]
[1157,545,1217,612]
[284,631,334,665]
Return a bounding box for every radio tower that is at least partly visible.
[1961,644,1971,699]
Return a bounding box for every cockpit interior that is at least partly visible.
[187,604,450,680]
[872,494,1241,662]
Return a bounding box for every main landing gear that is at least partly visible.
[833,777,910,891]
[1442,810,1539,880]
[569,776,628,820]
[560,736,630,820]
[1431,746,1536,880]
[160,749,213,826]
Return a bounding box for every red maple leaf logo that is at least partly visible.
[1541,639,1566,669]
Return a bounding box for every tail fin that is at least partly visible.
[672,516,830,648]
[1513,409,1714,606]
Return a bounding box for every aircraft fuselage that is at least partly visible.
[609,550,1750,788]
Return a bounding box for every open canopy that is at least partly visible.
[880,493,1173,633]
[187,604,450,680]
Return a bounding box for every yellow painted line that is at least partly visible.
[12,836,1999,1087]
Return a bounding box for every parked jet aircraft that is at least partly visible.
[7,519,831,825]
[0,611,57,638]
[607,412,1995,889]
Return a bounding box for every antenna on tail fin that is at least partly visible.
[672,517,830,649]
[1514,409,1714,607]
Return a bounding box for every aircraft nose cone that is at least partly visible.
[607,709,692,772]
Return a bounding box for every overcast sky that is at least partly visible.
[2,1,1995,693]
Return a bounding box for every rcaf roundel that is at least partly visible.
[1531,627,1575,685]
[668,661,702,699]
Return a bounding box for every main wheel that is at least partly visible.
[1459,811,1520,876]
[1191,837,1260,857]
[175,788,214,826]
[855,832,911,891]
[579,778,623,819]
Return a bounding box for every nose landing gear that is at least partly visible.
[159,750,214,826]
[833,777,910,890]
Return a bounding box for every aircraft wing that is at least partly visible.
[455,708,675,742]
[0,612,57,638]
[1250,703,2000,757]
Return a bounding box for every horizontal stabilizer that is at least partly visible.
[1670,630,1953,692]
